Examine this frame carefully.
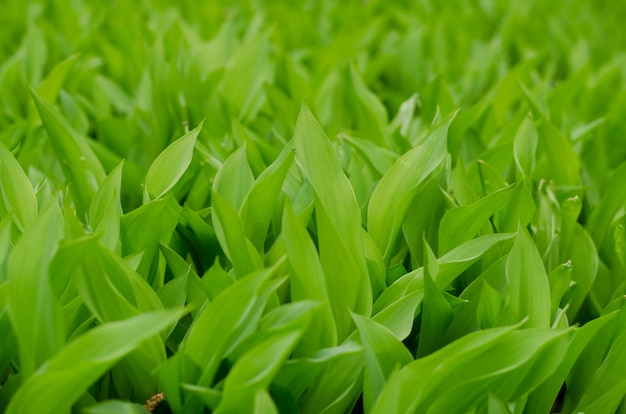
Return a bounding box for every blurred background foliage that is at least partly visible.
[2,0,626,177]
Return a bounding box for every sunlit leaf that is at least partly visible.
[145,121,203,201]
[8,201,64,377]
[0,141,37,232]
[368,114,454,263]
[31,89,106,219]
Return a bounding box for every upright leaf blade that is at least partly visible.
[8,201,64,377]
[211,190,263,278]
[240,145,295,251]
[0,141,37,232]
[294,105,371,336]
[417,240,453,357]
[145,121,203,201]
[504,224,551,328]
[213,144,255,211]
[31,89,106,219]
[282,200,336,353]
[348,63,389,147]
[89,162,123,250]
[369,114,454,263]
[352,313,412,412]
[513,114,538,179]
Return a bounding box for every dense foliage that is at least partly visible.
[2,0,626,413]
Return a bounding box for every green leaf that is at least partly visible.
[31,89,106,219]
[371,292,422,341]
[120,196,181,257]
[371,325,515,414]
[439,184,514,254]
[0,308,16,380]
[587,161,626,247]
[159,243,209,317]
[177,206,221,275]
[76,244,163,322]
[348,62,389,147]
[282,200,327,302]
[216,330,303,413]
[274,342,363,400]
[219,31,272,121]
[90,161,123,230]
[535,120,580,186]
[298,345,365,414]
[6,309,183,414]
[373,233,515,315]
[418,240,453,357]
[144,121,203,201]
[426,329,568,413]
[0,141,37,232]
[316,199,370,339]
[476,281,505,329]
[23,25,47,85]
[84,400,150,414]
[60,89,89,137]
[240,145,295,251]
[282,199,336,353]
[74,244,167,397]
[157,265,189,310]
[401,178,445,270]
[574,330,626,414]
[352,313,412,412]
[362,229,387,300]
[342,135,398,177]
[155,352,201,412]
[213,144,255,211]
[294,104,371,337]
[89,161,123,250]
[476,159,508,194]
[513,114,538,179]
[49,233,100,303]
[94,75,134,113]
[181,383,221,412]
[369,114,454,263]
[525,312,617,413]
[547,261,572,316]
[182,266,279,387]
[493,182,536,233]
[264,83,299,139]
[8,201,64,377]
[559,195,583,260]
[372,324,568,414]
[211,190,263,278]
[575,241,604,316]
[200,258,233,301]
[36,54,79,104]
[0,219,12,283]
[503,223,551,328]
[450,155,478,206]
